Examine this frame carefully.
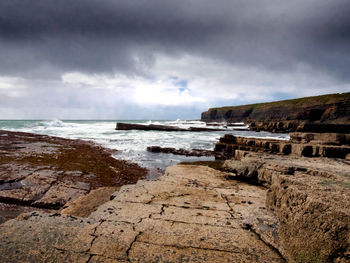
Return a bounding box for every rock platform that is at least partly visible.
[1,165,285,262]
[147,146,214,157]
[0,130,147,223]
[1,130,349,262]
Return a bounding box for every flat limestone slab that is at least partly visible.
[0,165,285,262]
[32,185,88,208]
[129,242,282,263]
[0,170,58,204]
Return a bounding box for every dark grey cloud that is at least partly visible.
[0,0,349,79]
[0,0,230,76]
[0,0,350,119]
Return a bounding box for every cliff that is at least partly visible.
[213,132,350,262]
[201,92,350,132]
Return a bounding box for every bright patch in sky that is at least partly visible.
[62,72,205,106]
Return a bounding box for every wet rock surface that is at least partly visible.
[147,146,214,157]
[116,122,188,131]
[116,122,228,132]
[0,130,147,217]
[0,165,285,263]
[0,203,52,225]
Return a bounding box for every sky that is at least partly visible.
[0,0,350,120]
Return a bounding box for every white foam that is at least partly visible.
[41,119,67,127]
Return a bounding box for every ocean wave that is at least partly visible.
[166,119,182,124]
[40,119,73,128]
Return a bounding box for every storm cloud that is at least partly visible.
[0,0,349,119]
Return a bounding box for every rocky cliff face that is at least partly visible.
[223,152,350,263]
[214,132,350,160]
[217,133,350,262]
[201,92,350,132]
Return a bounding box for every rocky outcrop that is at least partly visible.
[216,130,350,262]
[116,122,188,131]
[147,146,214,157]
[249,122,350,133]
[201,92,350,132]
[116,122,227,132]
[223,152,350,263]
[214,133,350,160]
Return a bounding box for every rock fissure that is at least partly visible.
[243,222,287,262]
[29,178,59,207]
[159,204,166,215]
[134,240,243,254]
[86,219,106,253]
[221,194,235,218]
[85,255,93,263]
[52,246,92,257]
[147,217,240,229]
[145,194,156,204]
[126,231,143,262]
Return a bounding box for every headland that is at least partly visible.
[201,92,350,132]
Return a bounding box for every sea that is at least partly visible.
[0,120,289,177]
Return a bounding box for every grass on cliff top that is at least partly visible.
[207,92,350,112]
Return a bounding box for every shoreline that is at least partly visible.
[0,129,349,262]
[0,130,148,223]
[0,120,290,172]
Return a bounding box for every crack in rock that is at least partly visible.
[126,231,143,262]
